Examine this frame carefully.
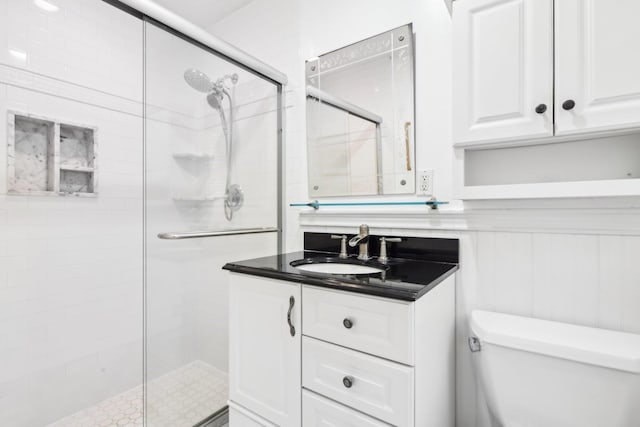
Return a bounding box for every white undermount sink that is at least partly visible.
[292,262,385,275]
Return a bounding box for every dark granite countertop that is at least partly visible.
[223,250,458,301]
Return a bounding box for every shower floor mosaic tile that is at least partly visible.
[147,361,229,427]
[48,361,228,427]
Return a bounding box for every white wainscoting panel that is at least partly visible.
[476,232,534,316]
[531,233,599,326]
[598,236,640,334]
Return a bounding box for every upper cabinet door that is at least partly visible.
[453,0,553,145]
[555,0,640,135]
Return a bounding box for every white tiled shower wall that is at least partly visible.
[0,0,144,425]
[210,1,640,426]
[1,0,282,425]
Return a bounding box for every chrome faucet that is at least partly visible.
[348,224,371,261]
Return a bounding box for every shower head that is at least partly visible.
[184,69,240,95]
[184,68,213,93]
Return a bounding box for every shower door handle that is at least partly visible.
[157,227,278,240]
[287,296,296,337]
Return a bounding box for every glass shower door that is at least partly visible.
[143,21,281,427]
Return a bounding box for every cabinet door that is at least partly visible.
[229,274,301,427]
[453,0,553,145]
[555,0,640,135]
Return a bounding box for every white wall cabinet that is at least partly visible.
[453,0,640,199]
[454,0,640,146]
[453,0,554,145]
[228,274,301,427]
[228,272,456,427]
[554,0,640,136]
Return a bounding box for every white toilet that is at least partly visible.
[470,310,640,427]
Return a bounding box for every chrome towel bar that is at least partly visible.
[158,227,279,240]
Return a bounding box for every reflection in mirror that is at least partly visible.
[306,24,415,197]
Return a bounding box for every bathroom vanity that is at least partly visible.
[223,232,458,427]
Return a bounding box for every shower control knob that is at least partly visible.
[535,104,547,114]
[343,318,353,329]
[343,376,354,388]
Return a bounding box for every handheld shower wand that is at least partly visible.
[184,69,243,221]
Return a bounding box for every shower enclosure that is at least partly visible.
[0,0,284,426]
[144,17,282,427]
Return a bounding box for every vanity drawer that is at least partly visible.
[303,389,391,427]
[302,337,414,426]
[302,286,414,364]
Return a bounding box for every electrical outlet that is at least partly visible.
[417,169,434,196]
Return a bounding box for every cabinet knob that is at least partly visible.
[535,104,547,114]
[562,99,576,111]
[343,318,353,329]
[343,376,354,388]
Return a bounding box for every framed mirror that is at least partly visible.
[305,24,415,197]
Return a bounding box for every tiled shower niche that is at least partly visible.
[7,112,97,196]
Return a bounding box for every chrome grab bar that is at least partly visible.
[158,227,279,240]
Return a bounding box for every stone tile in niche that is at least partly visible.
[60,170,93,193]
[60,125,95,169]
[12,115,56,192]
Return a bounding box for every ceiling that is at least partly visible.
[152,0,254,28]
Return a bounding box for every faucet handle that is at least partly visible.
[382,237,402,243]
[331,234,348,259]
[378,237,402,263]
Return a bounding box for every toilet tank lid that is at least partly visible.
[471,310,640,373]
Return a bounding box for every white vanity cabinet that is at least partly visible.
[228,272,456,427]
[228,274,301,427]
[453,0,640,146]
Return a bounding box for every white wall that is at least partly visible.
[210,1,640,426]
[300,0,455,203]
[0,0,143,425]
[210,0,457,251]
